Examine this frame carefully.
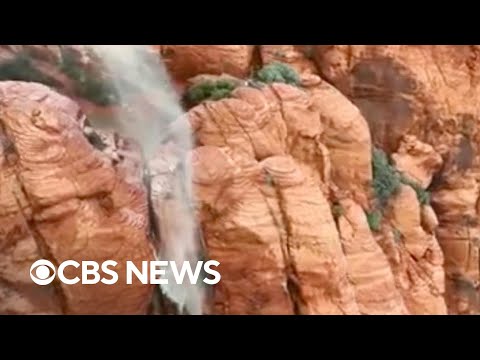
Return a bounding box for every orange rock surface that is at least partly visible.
[158,45,254,82]
[1,45,480,315]
[192,147,296,314]
[383,185,447,314]
[392,135,443,188]
[0,82,155,314]
[260,45,318,76]
[304,76,372,205]
[336,198,407,314]
[314,45,480,314]
[189,83,362,314]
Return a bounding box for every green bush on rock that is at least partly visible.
[372,148,402,207]
[59,48,119,106]
[369,147,432,234]
[0,52,56,85]
[254,61,300,86]
[366,210,383,232]
[400,176,431,205]
[185,79,237,105]
[371,147,431,207]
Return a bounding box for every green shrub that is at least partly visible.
[369,148,432,236]
[186,79,237,105]
[59,48,119,106]
[366,210,382,232]
[0,52,56,85]
[372,147,432,206]
[400,176,431,205]
[254,61,300,86]
[372,148,402,207]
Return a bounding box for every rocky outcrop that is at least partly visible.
[192,146,296,314]
[189,84,360,314]
[431,172,480,314]
[260,46,318,76]
[0,45,74,94]
[382,185,447,314]
[2,45,480,315]
[0,82,155,314]
[304,76,372,206]
[391,135,443,188]
[314,45,480,314]
[159,46,254,82]
[312,46,480,151]
[186,73,449,314]
[0,45,119,109]
[179,56,452,314]
[336,198,407,314]
[261,155,358,314]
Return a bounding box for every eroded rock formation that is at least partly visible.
[158,45,254,82]
[313,45,480,314]
[0,82,155,314]
[336,198,407,314]
[188,84,360,314]
[1,45,479,315]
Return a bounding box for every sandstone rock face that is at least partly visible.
[304,76,372,206]
[0,82,155,314]
[261,156,358,314]
[0,45,73,94]
[159,46,254,82]
[314,45,480,314]
[336,198,407,314]
[392,135,443,188]
[383,185,447,314]
[183,64,451,314]
[260,46,318,76]
[2,45,480,315]
[0,45,119,111]
[189,84,360,314]
[313,46,480,151]
[192,146,295,314]
[432,172,480,314]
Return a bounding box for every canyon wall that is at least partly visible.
[0,45,478,314]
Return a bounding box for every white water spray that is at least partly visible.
[87,45,184,159]
[87,45,204,314]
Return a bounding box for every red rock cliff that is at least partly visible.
[1,45,479,315]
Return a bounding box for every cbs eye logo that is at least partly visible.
[30,259,56,286]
